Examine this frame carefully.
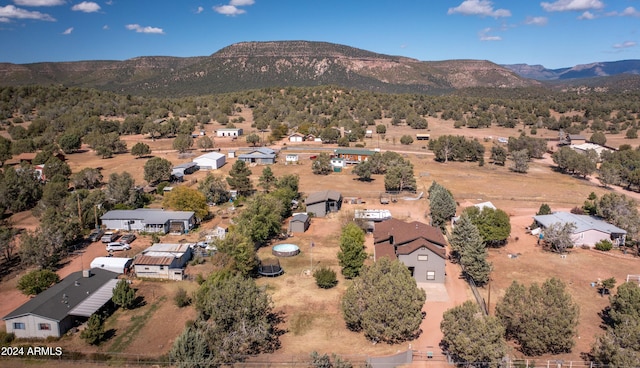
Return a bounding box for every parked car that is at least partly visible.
[120,233,137,244]
[106,242,130,252]
[101,231,119,243]
[88,228,105,242]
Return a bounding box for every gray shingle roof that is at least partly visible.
[101,209,194,225]
[533,212,627,235]
[3,269,119,321]
[305,190,342,205]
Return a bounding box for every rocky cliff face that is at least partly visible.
[0,41,538,95]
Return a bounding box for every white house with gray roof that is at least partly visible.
[237,148,277,164]
[3,269,119,338]
[101,208,196,234]
[533,212,627,248]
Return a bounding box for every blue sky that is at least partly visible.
[0,0,639,69]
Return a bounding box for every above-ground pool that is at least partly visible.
[272,243,300,257]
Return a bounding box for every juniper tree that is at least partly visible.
[341,257,425,344]
[337,223,367,279]
[441,301,506,368]
[428,181,456,231]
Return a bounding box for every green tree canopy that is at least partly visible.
[112,279,136,309]
[226,160,253,196]
[235,193,284,246]
[130,142,151,158]
[428,181,456,231]
[341,257,426,344]
[384,160,416,192]
[197,135,214,151]
[198,173,230,205]
[169,323,214,368]
[173,134,194,153]
[215,231,259,277]
[17,269,60,295]
[144,156,172,185]
[441,301,506,368]
[312,153,332,175]
[57,132,81,154]
[337,223,367,279]
[496,278,579,356]
[105,171,142,208]
[451,214,491,285]
[258,166,276,193]
[80,314,105,346]
[462,206,511,247]
[163,186,208,220]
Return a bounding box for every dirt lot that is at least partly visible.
[3,111,640,365]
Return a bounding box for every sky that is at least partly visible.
[0,0,639,69]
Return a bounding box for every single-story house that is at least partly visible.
[570,143,611,159]
[238,148,276,165]
[365,130,373,138]
[12,151,66,165]
[373,218,447,284]
[333,148,376,164]
[288,133,305,143]
[90,257,133,274]
[560,133,587,146]
[101,209,196,234]
[289,213,310,233]
[3,269,119,338]
[285,154,299,164]
[216,128,243,137]
[172,162,199,178]
[533,212,627,248]
[193,152,226,170]
[305,190,342,218]
[133,243,193,280]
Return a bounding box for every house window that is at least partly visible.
[144,267,150,270]
[38,323,51,330]
[159,266,164,270]
[13,322,25,330]
[426,271,436,280]
[407,267,415,277]
[417,255,428,261]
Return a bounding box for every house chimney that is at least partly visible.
[82,269,91,278]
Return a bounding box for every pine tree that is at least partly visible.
[428,182,456,231]
[258,166,276,193]
[226,160,253,196]
[451,214,491,285]
[112,279,136,309]
[170,324,213,368]
[449,214,479,261]
[337,223,367,279]
[80,314,105,345]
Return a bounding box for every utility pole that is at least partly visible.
[76,192,82,226]
[94,205,98,229]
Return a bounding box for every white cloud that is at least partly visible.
[448,0,511,18]
[619,7,640,17]
[479,27,501,41]
[195,6,204,14]
[578,11,595,19]
[230,0,254,5]
[62,26,72,34]
[613,41,637,49]
[541,0,604,12]
[13,0,65,6]
[214,5,245,16]
[125,23,164,34]
[102,24,108,30]
[71,1,100,13]
[524,16,548,25]
[0,5,55,21]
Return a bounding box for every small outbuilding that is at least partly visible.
[193,152,226,170]
[288,133,305,143]
[285,154,299,164]
[172,162,199,177]
[133,243,193,280]
[289,213,311,233]
[90,257,133,274]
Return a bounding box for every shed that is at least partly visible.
[90,257,133,274]
[289,213,310,233]
[172,162,199,177]
[330,157,346,168]
[193,152,226,170]
[285,154,299,164]
[288,133,305,142]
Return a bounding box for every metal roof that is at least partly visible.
[533,212,627,235]
[173,162,198,170]
[69,279,119,317]
[146,243,191,253]
[101,209,194,224]
[334,148,376,155]
[3,269,119,321]
[194,152,225,161]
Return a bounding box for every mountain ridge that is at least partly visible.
[1,41,638,96]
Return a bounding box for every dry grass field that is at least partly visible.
[3,109,640,366]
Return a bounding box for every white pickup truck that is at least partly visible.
[100,231,119,243]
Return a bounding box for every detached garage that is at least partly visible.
[193,152,226,170]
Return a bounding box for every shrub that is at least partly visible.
[174,287,192,308]
[594,239,613,251]
[400,135,414,145]
[17,269,60,295]
[0,331,15,345]
[313,266,338,289]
